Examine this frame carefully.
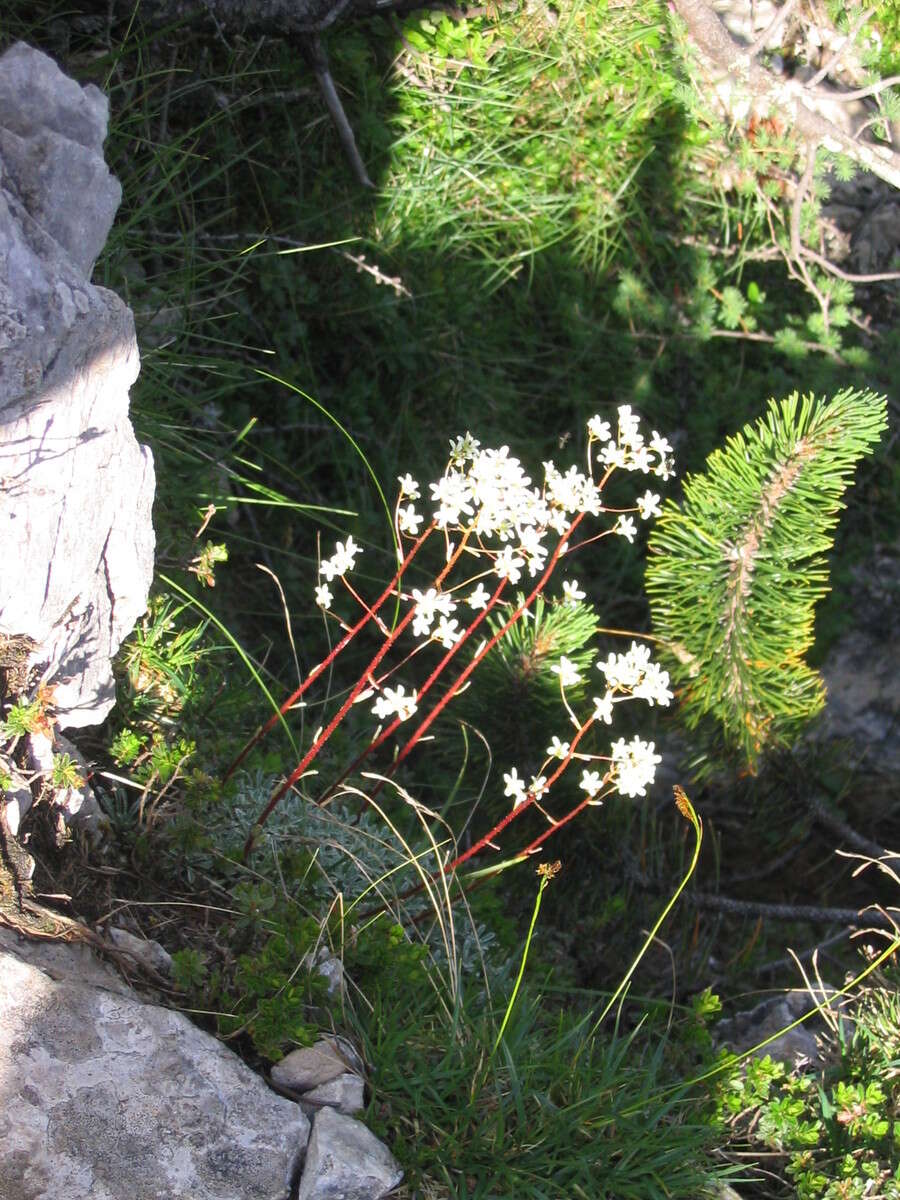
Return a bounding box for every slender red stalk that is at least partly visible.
[242,529,473,855]
[311,576,509,807]
[242,601,420,857]
[513,781,611,860]
[442,707,596,875]
[390,513,586,771]
[224,523,434,782]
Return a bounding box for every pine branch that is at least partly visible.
[646,389,887,770]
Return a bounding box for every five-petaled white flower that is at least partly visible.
[551,656,582,688]
[562,579,586,607]
[467,582,491,610]
[434,616,461,648]
[503,767,527,807]
[529,774,549,799]
[398,504,423,535]
[636,490,661,520]
[494,545,525,584]
[615,515,637,543]
[579,769,604,795]
[587,415,611,442]
[592,692,615,725]
[398,473,421,499]
[546,736,570,760]
[372,684,418,723]
[314,583,332,609]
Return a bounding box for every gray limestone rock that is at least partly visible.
[297,1107,403,1200]
[816,544,900,773]
[716,986,854,1067]
[272,1038,356,1092]
[0,42,154,729]
[0,939,310,1200]
[0,41,121,275]
[107,926,174,976]
[300,1072,366,1116]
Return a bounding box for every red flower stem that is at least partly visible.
[242,605,419,858]
[513,781,611,861]
[242,530,472,855]
[224,524,435,782]
[312,577,509,807]
[390,513,586,772]
[443,710,596,875]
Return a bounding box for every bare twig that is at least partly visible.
[808,793,900,864]
[745,0,801,59]
[689,891,895,929]
[816,74,900,104]
[670,0,900,190]
[300,35,374,189]
[800,245,900,284]
[805,7,874,90]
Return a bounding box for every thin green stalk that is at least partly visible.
[159,572,297,754]
[573,786,702,1069]
[492,863,558,1057]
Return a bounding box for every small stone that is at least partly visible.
[301,1072,365,1116]
[108,927,173,976]
[272,1039,351,1092]
[297,1107,402,1200]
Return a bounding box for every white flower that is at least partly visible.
[592,691,615,725]
[562,579,586,607]
[579,769,604,795]
[597,642,652,689]
[551,656,582,688]
[449,433,481,465]
[547,736,570,760]
[398,503,423,535]
[503,767,527,807]
[529,775,549,799]
[372,684,418,722]
[649,431,673,459]
[610,736,662,798]
[314,583,333,609]
[587,415,611,442]
[434,616,461,648]
[599,440,626,469]
[628,444,653,474]
[617,404,642,446]
[430,471,474,529]
[320,535,362,580]
[467,582,491,610]
[615,515,637,543]
[411,587,440,639]
[494,545,525,584]
[633,661,673,707]
[398,473,421,499]
[636,490,662,520]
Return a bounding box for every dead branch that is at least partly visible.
[671,0,900,191]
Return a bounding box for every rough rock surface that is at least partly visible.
[716,986,854,1067]
[298,1107,403,1200]
[0,931,310,1200]
[819,546,900,770]
[0,41,154,728]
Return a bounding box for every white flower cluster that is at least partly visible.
[372,684,418,722]
[592,406,675,480]
[410,587,461,646]
[319,535,362,582]
[596,641,673,707]
[503,766,549,808]
[610,735,661,798]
